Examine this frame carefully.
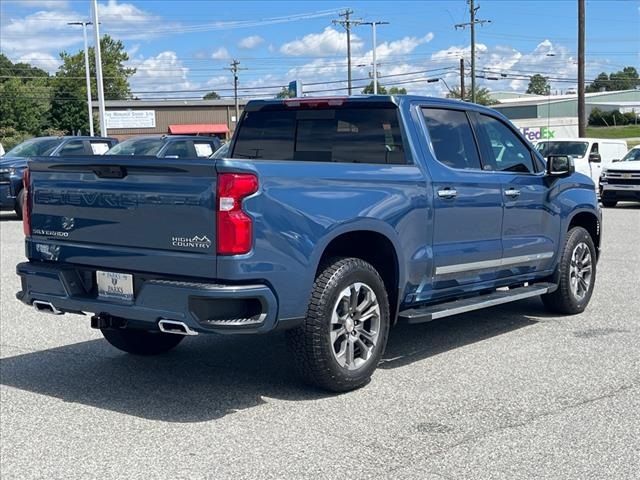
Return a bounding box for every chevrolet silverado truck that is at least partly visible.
[599,145,640,207]
[16,96,601,392]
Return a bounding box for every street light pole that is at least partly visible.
[68,21,94,136]
[362,21,389,94]
[91,0,107,137]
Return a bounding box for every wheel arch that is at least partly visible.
[313,223,404,322]
[567,210,601,259]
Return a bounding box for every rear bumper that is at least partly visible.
[16,261,280,334]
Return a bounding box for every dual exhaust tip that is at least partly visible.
[32,301,197,336]
[158,319,199,336]
[33,300,63,315]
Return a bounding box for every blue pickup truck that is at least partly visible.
[16,96,601,391]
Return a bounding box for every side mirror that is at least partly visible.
[546,155,575,176]
[589,152,601,163]
[612,158,621,163]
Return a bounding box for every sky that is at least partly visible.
[0,0,638,99]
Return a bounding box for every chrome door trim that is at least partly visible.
[435,251,554,275]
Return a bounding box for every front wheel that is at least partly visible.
[542,226,596,314]
[287,257,390,392]
[101,328,184,355]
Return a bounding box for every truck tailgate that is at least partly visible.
[27,157,218,278]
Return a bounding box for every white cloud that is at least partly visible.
[238,35,264,49]
[354,32,434,66]
[1,10,82,55]
[280,27,363,56]
[16,52,60,72]
[128,51,195,98]
[211,47,230,60]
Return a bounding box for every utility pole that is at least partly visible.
[227,59,247,129]
[68,21,94,136]
[455,0,490,103]
[459,58,466,101]
[361,21,389,95]
[91,0,107,136]
[333,9,360,95]
[578,0,586,137]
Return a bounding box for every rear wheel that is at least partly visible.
[287,257,390,392]
[14,189,25,220]
[601,199,617,208]
[101,328,184,355]
[542,226,596,314]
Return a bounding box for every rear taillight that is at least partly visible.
[216,173,258,255]
[22,167,31,236]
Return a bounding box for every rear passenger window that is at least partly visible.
[232,107,405,164]
[421,108,481,170]
[57,141,86,156]
[163,141,190,158]
[476,115,536,173]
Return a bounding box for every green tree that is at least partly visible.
[0,53,49,84]
[446,86,498,106]
[586,66,639,92]
[50,35,135,134]
[526,74,550,95]
[388,86,408,95]
[275,86,294,98]
[203,91,221,99]
[362,81,387,94]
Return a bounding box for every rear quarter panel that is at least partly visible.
[215,158,430,321]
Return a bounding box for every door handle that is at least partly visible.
[437,188,457,199]
[504,188,521,197]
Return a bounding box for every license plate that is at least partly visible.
[622,173,632,179]
[97,271,134,302]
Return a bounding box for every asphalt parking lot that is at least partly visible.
[1,205,639,480]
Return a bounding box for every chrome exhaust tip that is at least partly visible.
[158,319,198,336]
[33,300,63,315]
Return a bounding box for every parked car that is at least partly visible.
[0,136,117,218]
[599,145,640,207]
[105,135,222,158]
[535,138,628,190]
[17,96,601,392]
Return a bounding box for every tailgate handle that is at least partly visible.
[93,165,127,179]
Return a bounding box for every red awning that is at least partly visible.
[168,124,229,135]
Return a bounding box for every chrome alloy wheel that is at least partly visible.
[570,242,593,301]
[330,282,381,370]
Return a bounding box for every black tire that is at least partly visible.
[101,328,184,355]
[542,226,597,314]
[287,257,391,392]
[14,189,25,220]
[601,199,617,208]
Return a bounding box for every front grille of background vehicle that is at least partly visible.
[0,172,10,184]
[606,171,640,186]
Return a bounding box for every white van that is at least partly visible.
[535,138,628,188]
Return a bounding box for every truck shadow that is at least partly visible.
[0,298,550,422]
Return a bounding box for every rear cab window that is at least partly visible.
[231,103,406,164]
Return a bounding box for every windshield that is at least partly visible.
[106,138,164,156]
[535,141,589,158]
[4,138,62,157]
[620,148,640,162]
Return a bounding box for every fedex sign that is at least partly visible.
[519,126,555,141]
